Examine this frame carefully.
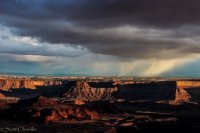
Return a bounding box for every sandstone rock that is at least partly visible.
[0,79,63,91]
[176,81,200,102]
[58,109,68,119]
[32,96,58,107]
[84,108,100,120]
[74,99,85,105]
[177,81,200,88]
[119,122,134,127]
[44,109,61,124]
[16,96,58,107]
[175,87,191,103]
[63,81,118,101]
[0,93,6,99]
[42,107,99,124]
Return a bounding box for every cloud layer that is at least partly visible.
[1,0,200,58]
[0,0,200,76]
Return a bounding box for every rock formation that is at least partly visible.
[63,81,118,101]
[0,93,6,99]
[175,87,191,103]
[0,79,63,91]
[3,95,100,124]
[74,99,86,105]
[177,81,200,88]
[33,106,99,124]
[1,78,200,103]
[61,80,200,103]
[15,96,58,107]
[114,81,177,101]
[176,81,200,102]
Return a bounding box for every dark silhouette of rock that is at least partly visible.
[15,95,58,107]
[114,81,177,101]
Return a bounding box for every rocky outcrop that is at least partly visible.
[74,99,86,105]
[0,79,21,90]
[0,93,6,99]
[176,81,200,102]
[1,78,200,103]
[1,95,99,124]
[0,79,62,91]
[63,80,200,102]
[175,87,191,103]
[63,81,118,101]
[177,81,200,89]
[15,96,58,107]
[30,106,99,124]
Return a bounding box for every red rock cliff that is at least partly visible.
[175,81,200,102]
[177,81,200,89]
[0,79,62,91]
[63,81,118,101]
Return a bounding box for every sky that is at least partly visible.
[0,0,200,77]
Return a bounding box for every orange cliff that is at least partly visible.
[175,87,191,102]
[175,81,200,102]
[176,81,200,89]
[0,79,63,91]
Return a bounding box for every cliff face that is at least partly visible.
[63,81,118,101]
[175,87,191,102]
[113,81,200,102]
[0,80,21,90]
[67,80,199,102]
[176,81,200,102]
[1,78,200,103]
[177,81,200,89]
[114,81,177,101]
[0,93,6,98]
[0,79,62,91]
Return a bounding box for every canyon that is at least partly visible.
[0,78,200,103]
[0,77,200,133]
[0,78,62,90]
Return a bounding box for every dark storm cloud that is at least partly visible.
[1,0,200,28]
[1,0,200,58]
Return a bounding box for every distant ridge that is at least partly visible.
[0,71,92,77]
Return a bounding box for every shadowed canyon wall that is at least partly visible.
[0,78,200,102]
[114,81,177,101]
